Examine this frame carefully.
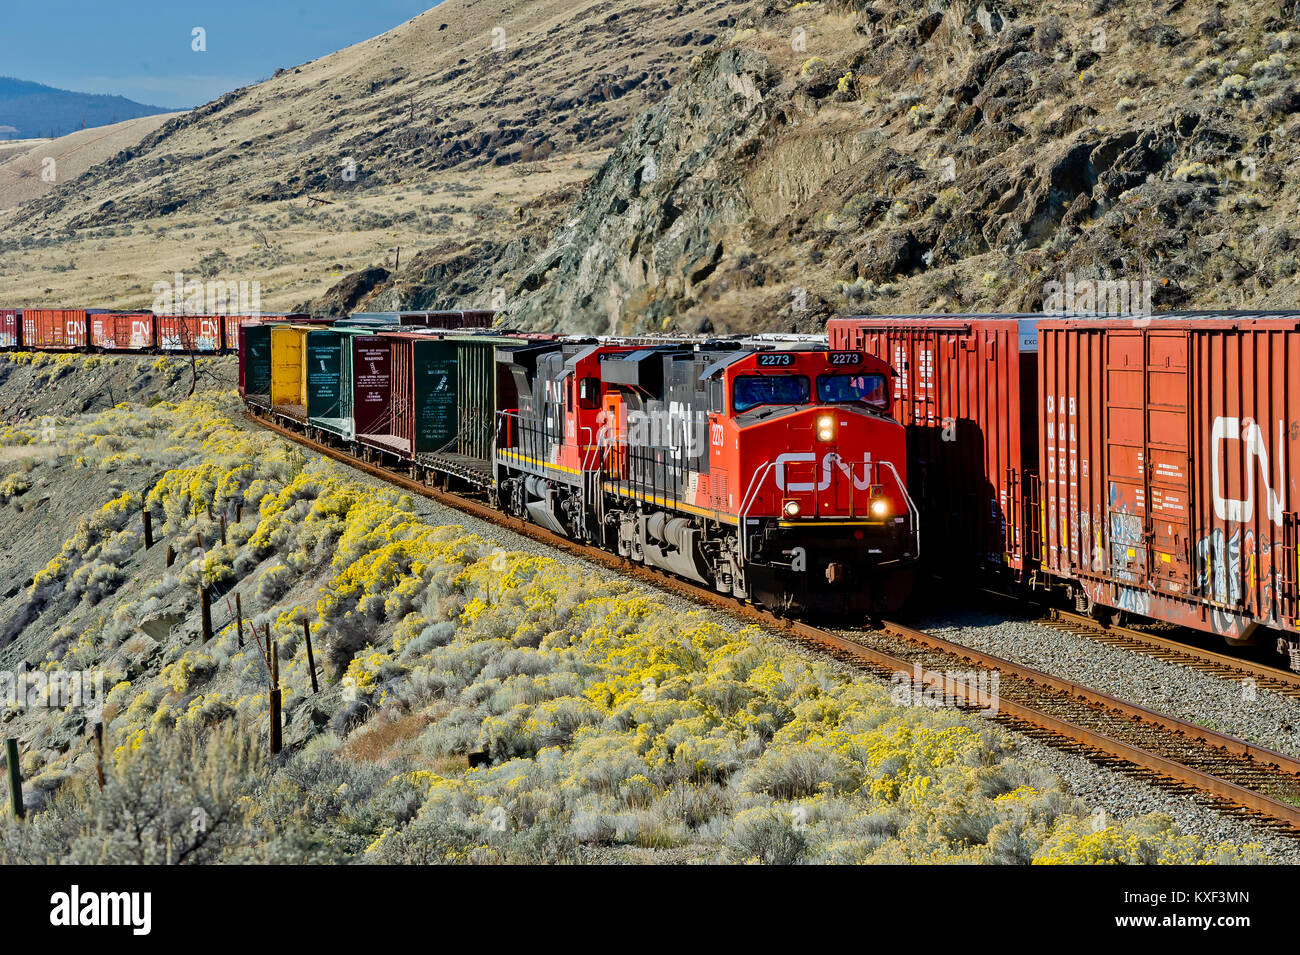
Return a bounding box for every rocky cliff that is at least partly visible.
[476,0,1300,333]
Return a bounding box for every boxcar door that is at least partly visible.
[1104,331,1148,587]
[1145,329,1193,596]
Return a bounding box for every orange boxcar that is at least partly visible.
[22,309,88,350]
[89,312,155,351]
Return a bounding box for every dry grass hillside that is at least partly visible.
[0,116,179,212]
[8,0,1296,330]
[0,0,747,312]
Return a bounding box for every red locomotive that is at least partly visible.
[495,338,919,614]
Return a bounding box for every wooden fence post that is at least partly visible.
[220,514,227,547]
[142,508,153,550]
[302,618,319,693]
[235,593,244,648]
[93,723,105,791]
[269,638,282,755]
[165,544,175,568]
[199,585,212,642]
[6,738,22,820]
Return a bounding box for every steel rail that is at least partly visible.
[1048,608,1300,697]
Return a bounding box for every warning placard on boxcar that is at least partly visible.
[353,339,392,436]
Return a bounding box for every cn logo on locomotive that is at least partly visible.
[774,451,874,492]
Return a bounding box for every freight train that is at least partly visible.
[831,311,1300,669]
[6,303,1299,665]
[239,319,921,615]
[0,308,495,354]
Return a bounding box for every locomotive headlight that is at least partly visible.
[816,414,835,442]
[870,497,890,518]
[782,500,802,519]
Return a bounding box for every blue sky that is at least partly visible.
[2,0,442,109]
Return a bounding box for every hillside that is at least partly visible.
[7,0,1296,332]
[0,116,180,212]
[0,77,169,140]
[484,0,1300,333]
[0,0,747,313]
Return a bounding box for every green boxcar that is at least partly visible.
[406,332,525,487]
[455,338,498,461]
[307,328,361,439]
[412,338,459,453]
[242,325,272,403]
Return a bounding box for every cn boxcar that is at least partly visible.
[0,309,19,349]
[1038,313,1300,663]
[158,314,223,352]
[22,309,89,350]
[828,315,1041,582]
[223,315,265,353]
[90,312,155,351]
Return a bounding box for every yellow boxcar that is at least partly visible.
[270,325,310,412]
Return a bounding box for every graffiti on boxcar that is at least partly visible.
[1192,524,1284,632]
[1195,526,1242,606]
[1113,584,1151,616]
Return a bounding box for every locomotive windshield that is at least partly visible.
[732,375,811,413]
[817,373,888,409]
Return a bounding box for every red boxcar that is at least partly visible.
[828,314,1041,581]
[224,315,255,353]
[89,312,155,351]
[1038,314,1300,652]
[157,314,223,352]
[352,335,401,456]
[22,309,88,350]
[0,309,18,349]
[225,314,317,352]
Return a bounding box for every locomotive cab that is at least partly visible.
[709,348,919,614]
[494,339,919,618]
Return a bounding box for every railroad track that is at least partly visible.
[247,408,1300,837]
[1044,609,1300,701]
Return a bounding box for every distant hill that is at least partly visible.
[0,77,169,139]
